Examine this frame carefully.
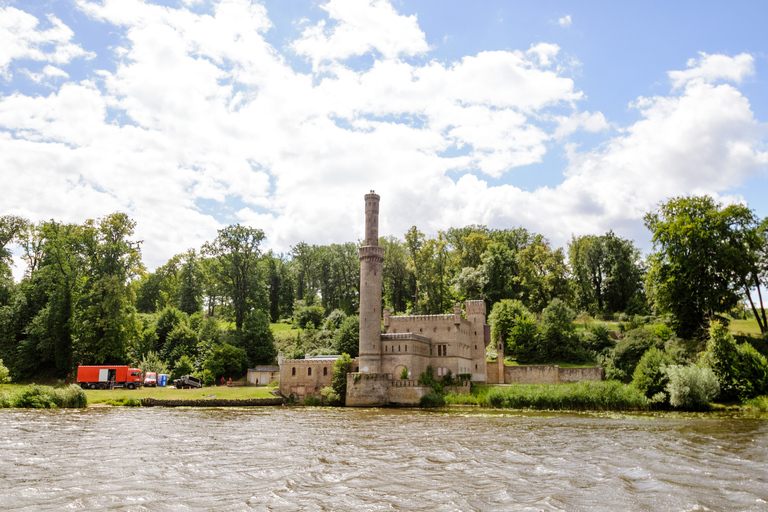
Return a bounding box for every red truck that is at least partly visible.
[77,365,143,389]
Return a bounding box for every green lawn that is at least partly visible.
[84,385,276,405]
[728,317,763,337]
[271,322,300,334]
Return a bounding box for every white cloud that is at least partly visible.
[291,0,429,67]
[558,15,572,28]
[0,7,94,77]
[669,52,754,90]
[0,1,765,275]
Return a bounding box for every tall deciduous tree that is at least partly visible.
[569,231,644,315]
[203,224,266,331]
[645,196,757,339]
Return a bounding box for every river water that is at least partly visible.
[1,407,767,511]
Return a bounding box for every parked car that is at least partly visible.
[143,372,157,387]
[173,375,202,389]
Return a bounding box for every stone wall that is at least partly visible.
[141,398,283,407]
[345,373,390,407]
[558,366,605,383]
[387,379,430,405]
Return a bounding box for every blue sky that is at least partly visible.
[1,0,767,277]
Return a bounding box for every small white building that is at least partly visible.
[247,366,280,386]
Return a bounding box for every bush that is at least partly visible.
[321,386,340,405]
[138,351,169,376]
[0,359,10,384]
[419,391,446,408]
[293,300,325,329]
[195,368,215,386]
[664,364,719,410]
[400,367,408,380]
[701,321,768,401]
[581,324,615,355]
[5,384,87,408]
[331,353,353,405]
[324,309,347,331]
[303,396,321,406]
[202,344,248,380]
[171,355,195,381]
[608,328,663,382]
[632,346,674,401]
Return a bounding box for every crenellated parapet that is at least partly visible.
[358,245,385,262]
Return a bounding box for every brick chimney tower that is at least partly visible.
[358,191,384,373]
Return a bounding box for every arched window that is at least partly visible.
[323,367,328,376]
[308,367,312,376]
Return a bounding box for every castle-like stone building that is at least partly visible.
[279,191,602,405]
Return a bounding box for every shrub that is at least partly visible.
[582,324,615,355]
[0,359,10,384]
[632,346,674,401]
[324,309,347,331]
[303,396,321,406]
[293,300,325,329]
[195,368,215,386]
[664,364,719,410]
[419,391,446,408]
[331,353,353,405]
[8,384,87,408]
[400,367,409,380]
[171,355,196,381]
[202,344,248,380]
[701,321,768,401]
[138,351,169,376]
[609,328,663,382]
[321,386,340,405]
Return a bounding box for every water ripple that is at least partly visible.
[0,408,766,511]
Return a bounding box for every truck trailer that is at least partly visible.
[77,365,143,389]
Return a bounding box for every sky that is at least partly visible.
[1,0,767,280]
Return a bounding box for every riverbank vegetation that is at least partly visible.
[0,383,87,408]
[0,195,767,411]
[445,381,650,411]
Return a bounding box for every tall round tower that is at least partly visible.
[358,191,385,373]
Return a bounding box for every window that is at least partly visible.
[308,367,312,376]
[323,367,328,376]
[292,367,296,376]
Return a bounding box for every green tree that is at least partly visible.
[632,346,674,401]
[155,306,187,355]
[331,353,353,405]
[177,250,203,315]
[334,315,360,357]
[203,344,248,380]
[203,224,266,331]
[138,351,169,375]
[171,354,195,381]
[645,196,758,338]
[569,231,644,315]
[238,310,277,366]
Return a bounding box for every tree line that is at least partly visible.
[0,195,766,383]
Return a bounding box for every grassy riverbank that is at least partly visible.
[85,385,277,406]
[0,384,87,408]
[445,382,651,411]
[0,383,277,407]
